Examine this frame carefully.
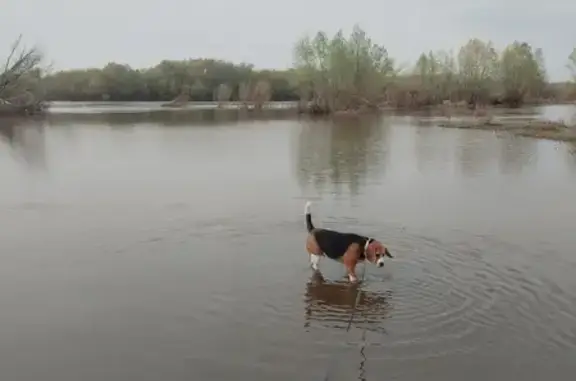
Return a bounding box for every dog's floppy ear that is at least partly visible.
[364,239,377,263]
[385,247,393,258]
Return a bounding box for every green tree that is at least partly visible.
[413,51,445,105]
[293,25,395,113]
[457,38,499,105]
[499,42,547,106]
[99,63,144,101]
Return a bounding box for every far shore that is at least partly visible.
[6,100,576,143]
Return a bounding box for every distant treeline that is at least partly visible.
[2,26,576,116]
[42,61,301,102]
[41,60,574,106]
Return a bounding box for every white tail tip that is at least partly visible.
[304,201,311,214]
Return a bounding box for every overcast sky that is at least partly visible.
[1,0,574,81]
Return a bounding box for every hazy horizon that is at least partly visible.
[2,0,575,81]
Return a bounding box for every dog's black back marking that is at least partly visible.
[313,229,369,261]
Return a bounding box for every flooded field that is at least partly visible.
[1,104,575,380]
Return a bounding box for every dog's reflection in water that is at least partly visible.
[303,271,392,333]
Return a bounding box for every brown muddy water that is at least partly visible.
[1,104,576,381]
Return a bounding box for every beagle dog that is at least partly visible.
[304,201,393,282]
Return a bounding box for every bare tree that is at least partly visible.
[214,83,232,107]
[251,80,271,109]
[0,35,46,115]
[568,48,576,82]
[238,81,252,108]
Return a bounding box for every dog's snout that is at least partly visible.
[377,262,384,268]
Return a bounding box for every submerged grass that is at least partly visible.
[435,117,576,142]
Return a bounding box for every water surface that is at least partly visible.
[1,105,576,381]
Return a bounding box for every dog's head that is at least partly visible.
[366,239,393,268]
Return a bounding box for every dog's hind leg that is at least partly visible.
[306,233,323,271]
[310,254,322,271]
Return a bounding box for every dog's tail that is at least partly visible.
[305,201,315,232]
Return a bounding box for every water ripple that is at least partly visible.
[303,229,576,362]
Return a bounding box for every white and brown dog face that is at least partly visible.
[366,240,393,268]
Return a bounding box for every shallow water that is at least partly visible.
[1,105,576,381]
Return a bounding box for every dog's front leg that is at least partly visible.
[343,247,360,283]
[345,263,358,282]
